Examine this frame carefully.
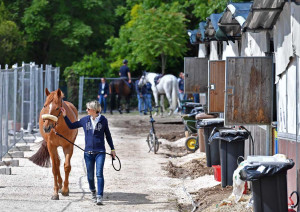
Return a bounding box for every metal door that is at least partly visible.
[184,57,208,93]
[208,61,225,113]
[225,57,273,125]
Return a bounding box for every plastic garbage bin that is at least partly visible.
[196,113,218,153]
[211,129,249,187]
[240,156,294,212]
[197,118,224,167]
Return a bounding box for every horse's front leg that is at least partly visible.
[61,146,73,196]
[117,95,122,114]
[160,95,165,117]
[48,145,61,200]
[153,92,159,116]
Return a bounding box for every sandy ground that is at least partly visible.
[0,113,253,212]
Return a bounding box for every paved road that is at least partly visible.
[0,115,178,212]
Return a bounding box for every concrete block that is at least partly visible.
[1,160,19,167]
[3,151,24,158]
[9,146,30,152]
[0,167,11,175]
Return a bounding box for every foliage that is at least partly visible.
[0,2,25,65]
[1,0,124,69]
[63,52,110,81]
[187,0,251,21]
[107,1,188,75]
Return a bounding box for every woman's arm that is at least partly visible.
[104,119,116,158]
[61,108,82,129]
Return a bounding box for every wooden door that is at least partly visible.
[225,57,273,125]
[184,57,208,93]
[208,61,225,113]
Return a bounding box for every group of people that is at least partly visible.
[97,59,153,115]
[97,59,132,114]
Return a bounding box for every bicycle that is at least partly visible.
[145,106,160,154]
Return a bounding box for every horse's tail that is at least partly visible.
[171,77,179,110]
[29,140,51,167]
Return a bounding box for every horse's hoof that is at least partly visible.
[118,110,122,114]
[61,191,69,196]
[51,195,59,200]
[126,109,130,113]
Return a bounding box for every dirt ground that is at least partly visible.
[0,112,253,212]
[107,113,253,212]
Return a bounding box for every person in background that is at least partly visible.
[145,82,152,113]
[61,100,116,206]
[178,72,186,101]
[97,78,109,114]
[119,59,131,88]
[135,79,146,115]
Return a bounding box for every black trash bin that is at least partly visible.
[211,129,249,187]
[197,118,224,167]
[240,156,294,212]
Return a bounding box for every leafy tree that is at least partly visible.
[3,0,123,69]
[131,3,187,74]
[63,52,110,107]
[0,2,25,65]
[107,2,188,75]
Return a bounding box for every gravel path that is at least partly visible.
[0,114,180,212]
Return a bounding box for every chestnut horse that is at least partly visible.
[109,79,132,114]
[29,88,78,200]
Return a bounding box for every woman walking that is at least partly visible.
[61,100,116,205]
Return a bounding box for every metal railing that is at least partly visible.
[0,62,60,160]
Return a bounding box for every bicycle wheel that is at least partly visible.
[147,132,154,151]
[153,133,159,154]
[185,136,198,152]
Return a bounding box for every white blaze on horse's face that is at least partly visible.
[49,103,53,114]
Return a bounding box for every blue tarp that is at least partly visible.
[218,2,252,39]
[187,21,207,44]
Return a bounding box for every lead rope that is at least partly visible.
[54,130,121,171]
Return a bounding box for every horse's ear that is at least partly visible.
[45,88,50,96]
[57,88,62,98]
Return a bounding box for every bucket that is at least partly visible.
[212,165,221,182]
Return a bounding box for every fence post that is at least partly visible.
[21,62,25,131]
[78,76,84,113]
[35,64,39,129]
[0,65,2,160]
[28,63,34,132]
[4,65,9,154]
[13,64,18,142]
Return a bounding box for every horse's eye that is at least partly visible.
[56,108,59,110]
[43,105,46,108]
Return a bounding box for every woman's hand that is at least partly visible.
[111,150,116,159]
[61,107,67,117]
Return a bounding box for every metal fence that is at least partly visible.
[0,62,60,160]
[78,76,138,113]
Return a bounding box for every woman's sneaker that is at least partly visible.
[96,196,103,205]
[91,191,96,202]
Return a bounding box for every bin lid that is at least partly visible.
[197,118,224,128]
[218,129,248,137]
[239,158,295,181]
[208,128,249,142]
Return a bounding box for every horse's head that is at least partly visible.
[41,88,63,133]
[138,75,147,87]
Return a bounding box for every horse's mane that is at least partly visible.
[44,91,64,106]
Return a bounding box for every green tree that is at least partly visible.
[107,2,188,75]
[12,0,124,69]
[0,2,25,65]
[131,3,187,74]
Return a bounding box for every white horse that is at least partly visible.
[138,72,179,116]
